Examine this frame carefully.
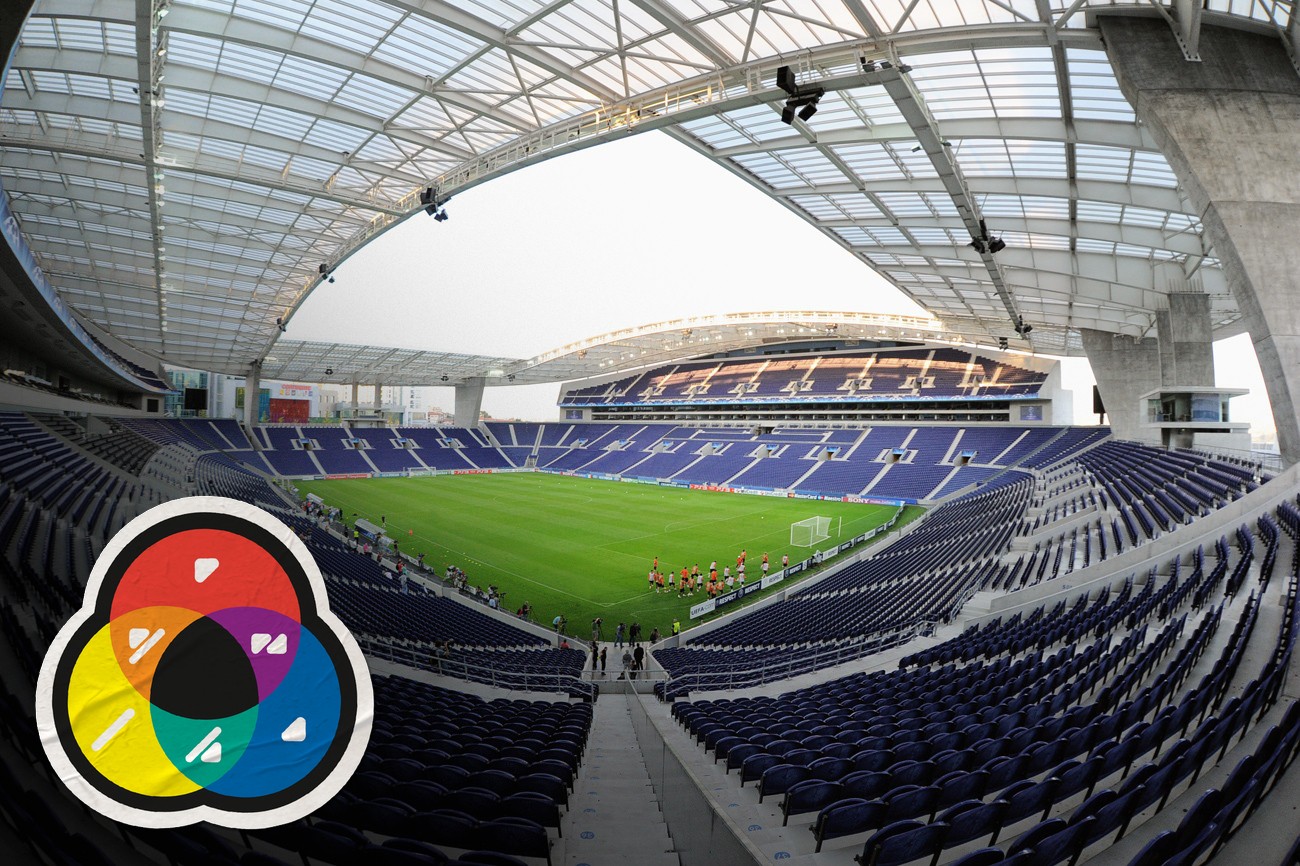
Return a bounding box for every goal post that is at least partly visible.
[790,515,835,547]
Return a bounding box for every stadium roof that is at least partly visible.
[261,310,980,385]
[0,1,1283,376]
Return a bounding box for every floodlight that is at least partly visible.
[318,264,328,275]
[419,186,440,216]
[780,103,795,124]
[997,337,1009,350]
[968,238,987,254]
[797,102,818,122]
[325,367,333,376]
[776,65,797,95]
[440,375,449,382]
[988,237,1006,254]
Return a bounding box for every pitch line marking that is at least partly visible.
[91,708,134,752]
[127,628,165,665]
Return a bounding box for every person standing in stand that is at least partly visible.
[632,644,645,680]
[599,645,607,676]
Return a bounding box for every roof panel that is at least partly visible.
[0,1,1251,371]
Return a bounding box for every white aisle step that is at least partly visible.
[561,694,680,866]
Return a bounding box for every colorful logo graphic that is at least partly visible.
[37,497,372,827]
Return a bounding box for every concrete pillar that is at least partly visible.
[1100,16,1300,464]
[454,377,486,428]
[1080,329,1162,444]
[373,383,382,411]
[350,381,359,416]
[1156,293,1216,451]
[243,364,260,445]
[1163,293,1215,387]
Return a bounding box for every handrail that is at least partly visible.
[354,635,595,697]
[661,620,939,697]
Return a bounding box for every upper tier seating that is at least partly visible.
[562,348,1049,406]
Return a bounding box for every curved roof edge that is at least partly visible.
[261,310,1062,387]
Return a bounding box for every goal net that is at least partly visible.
[790,516,833,547]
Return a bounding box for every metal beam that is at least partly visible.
[709,116,1158,158]
[876,65,1023,332]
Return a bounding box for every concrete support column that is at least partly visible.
[243,364,260,446]
[1156,293,1215,387]
[350,381,359,416]
[1101,17,1300,464]
[1156,293,1216,450]
[1080,329,1162,444]
[373,383,383,411]
[454,378,486,428]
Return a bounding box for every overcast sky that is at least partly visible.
[289,130,1271,435]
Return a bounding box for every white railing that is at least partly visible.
[661,621,937,697]
[355,636,594,697]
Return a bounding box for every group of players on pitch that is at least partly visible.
[646,550,790,599]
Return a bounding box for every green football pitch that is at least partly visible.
[296,473,922,640]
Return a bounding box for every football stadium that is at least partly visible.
[2,2,1300,866]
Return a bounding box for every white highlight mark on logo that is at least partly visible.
[127,629,165,665]
[194,558,219,583]
[185,727,222,764]
[91,708,135,752]
[281,717,306,742]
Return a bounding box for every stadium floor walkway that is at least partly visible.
[560,693,681,866]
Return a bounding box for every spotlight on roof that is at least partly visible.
[997,337,1009,350]
[774,65,824,126]
[419,186,440,216]
[776,65,797,95]
[507,374,516,382]
[433,209,449,222]
[318,264,328,275]
[325,367,333,376]
[988,237,1006,254]
[440,374,449,382]
[968,238,988,254]
[275,317,286,333]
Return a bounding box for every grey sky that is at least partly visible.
[289,131,1270,432]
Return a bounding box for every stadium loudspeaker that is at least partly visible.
[1092,385,1105,415]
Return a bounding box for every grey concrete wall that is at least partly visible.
[1167,293,1215,386]
[630,694,761,866]
[453,376,485,427]
[1079,328,1162,443]
[1100,17,1300,464]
